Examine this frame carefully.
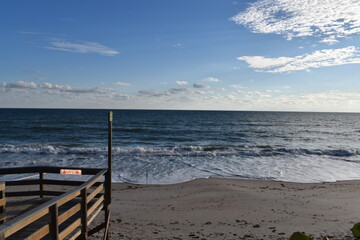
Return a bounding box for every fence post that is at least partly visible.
[81,188,88,239]
[50,203,59,240]
[39,172,44,198]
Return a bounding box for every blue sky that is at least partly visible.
[1,0,360,111]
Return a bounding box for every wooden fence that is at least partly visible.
[0,166,111,240]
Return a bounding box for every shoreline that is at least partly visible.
[90,177,360,239]
[112,175,360,186]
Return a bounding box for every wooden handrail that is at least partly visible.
[0,168,108,239]
[0,166,102,175]
[6,179,102,187]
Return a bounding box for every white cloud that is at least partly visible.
[230,84,246,89]
[36,77,46,81]
[238,46,360,73]
[138,90,169,97]
[231,0,360,43]
[0,81,116,96]
[138,87,193,97]
[46,40,119,56]
[234,90,271,98]
[41,82,71,91]
[176,81,188,85]
[113,93,132,100]
[169,88,192,94]
[203,77,220,82]
[1,81,37,89]
[266,89,281,93]
[193,83,210,89]
[113,82,131,86]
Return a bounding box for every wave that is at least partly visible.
[1,144,360,158]
[1,144,360,185]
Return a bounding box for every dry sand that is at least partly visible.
[91,178,360,239]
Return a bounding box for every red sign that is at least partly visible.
[60,169,82,175]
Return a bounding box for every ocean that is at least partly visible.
[1,108,360,184]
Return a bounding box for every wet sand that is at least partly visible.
[91,178,360,239]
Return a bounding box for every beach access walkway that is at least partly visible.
[0,166,111,240]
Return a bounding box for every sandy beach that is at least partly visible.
[89,178,360,239]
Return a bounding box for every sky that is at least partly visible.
[1,0,360,112]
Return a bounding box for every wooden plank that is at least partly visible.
[6,180,41,186]
[1,207,49,238]
[42,179,95,186]
[85,170,106,190]
[0,199,5,208]
[42,191,66,196]
[6,191,41,197]
[87,203,103,226]
[58,191,81,207]
[6,190,64,197]
[0,213,6,223]
[59,218,81,240]
[88,195,104,217]
[0,183,5,191]
[58,203,81,225]
[26,224,50,240]
[6,179,102,187]
[87,183,104,203]
[5,197,49,221]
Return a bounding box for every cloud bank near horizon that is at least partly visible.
[3,80,360,112]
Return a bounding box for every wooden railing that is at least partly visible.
[0,166,111,240]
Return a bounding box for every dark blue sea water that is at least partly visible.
[1,108,360,184]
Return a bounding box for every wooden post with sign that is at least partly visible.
[107,111,112,204]
[104,111,112,240]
